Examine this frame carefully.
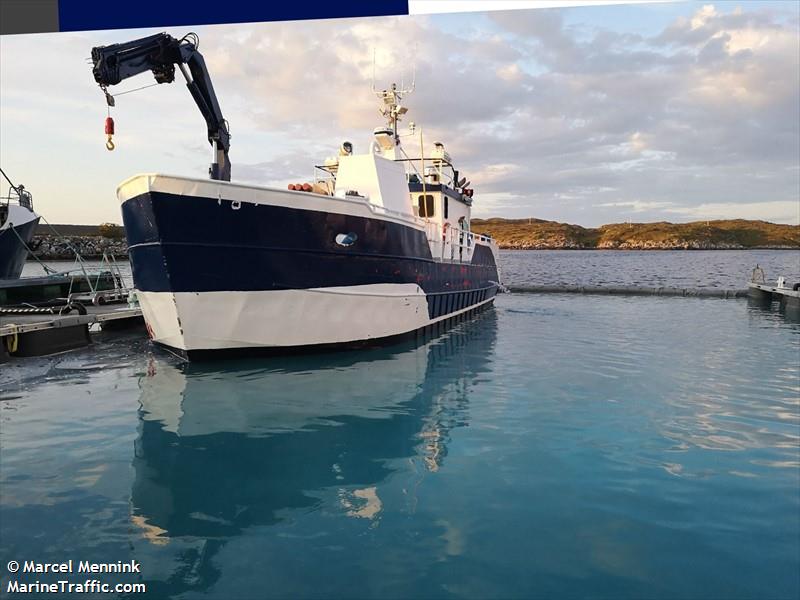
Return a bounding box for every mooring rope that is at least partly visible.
[0,167,21,194]
[7,224,57,275]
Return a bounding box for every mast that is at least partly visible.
[377,83,412,143]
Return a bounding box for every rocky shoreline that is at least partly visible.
[30,235,128,260]
[494,239,798,250]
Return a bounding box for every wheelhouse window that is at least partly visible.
[418,194,435,218]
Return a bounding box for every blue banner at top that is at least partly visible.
[0,0,409,35]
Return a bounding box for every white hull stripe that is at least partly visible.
[137,284,495,352]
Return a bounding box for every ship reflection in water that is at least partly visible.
[129,310,497,595]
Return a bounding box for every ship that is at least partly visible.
[91,33,501,359]
[0,172,40,280]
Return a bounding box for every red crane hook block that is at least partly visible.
[105,117,115,151]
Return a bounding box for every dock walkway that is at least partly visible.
[1,305,143,360]
[748,282,800,308]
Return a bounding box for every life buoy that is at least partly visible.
[5,333,19,354]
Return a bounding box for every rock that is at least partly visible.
[29,235,128,260]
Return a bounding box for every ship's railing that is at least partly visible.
[443,226,472,263]
[18,190,33,210]
[363,199,428,227]
[438,226,485,263]
[420,221,495,264]
[66,251,132,306]
[2,186,34,211]
[395,156,458,189]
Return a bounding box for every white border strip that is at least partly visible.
[409,0,670,15]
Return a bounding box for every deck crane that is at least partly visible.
[91,32,231,181]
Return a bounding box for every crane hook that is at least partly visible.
[104,116,115,151]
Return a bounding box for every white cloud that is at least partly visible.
[597,200,675,212]
[666,201,800,225]
[496,63,523,82]
[691,5,717,30]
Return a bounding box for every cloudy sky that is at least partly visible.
[1,1,798,226]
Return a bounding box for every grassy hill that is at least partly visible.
[471,218,800,250]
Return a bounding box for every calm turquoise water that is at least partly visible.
[1,293,798,599]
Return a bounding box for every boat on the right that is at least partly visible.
[748,265,800,319]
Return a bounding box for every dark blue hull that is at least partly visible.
[0,217,39,280]
[122,191,500,321]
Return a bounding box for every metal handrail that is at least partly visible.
[0,169,33,217]
[2,185,34,212]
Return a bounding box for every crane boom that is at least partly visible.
[91,32,231,181]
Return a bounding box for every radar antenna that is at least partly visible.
[371,46,416,143]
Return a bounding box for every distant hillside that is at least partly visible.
[471,218,800,250]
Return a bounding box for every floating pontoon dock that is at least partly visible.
[748,282,800,309]
[0,272,120,305]
[508,285,748,298]
[1,305,143,361]
[746,265,800,314]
